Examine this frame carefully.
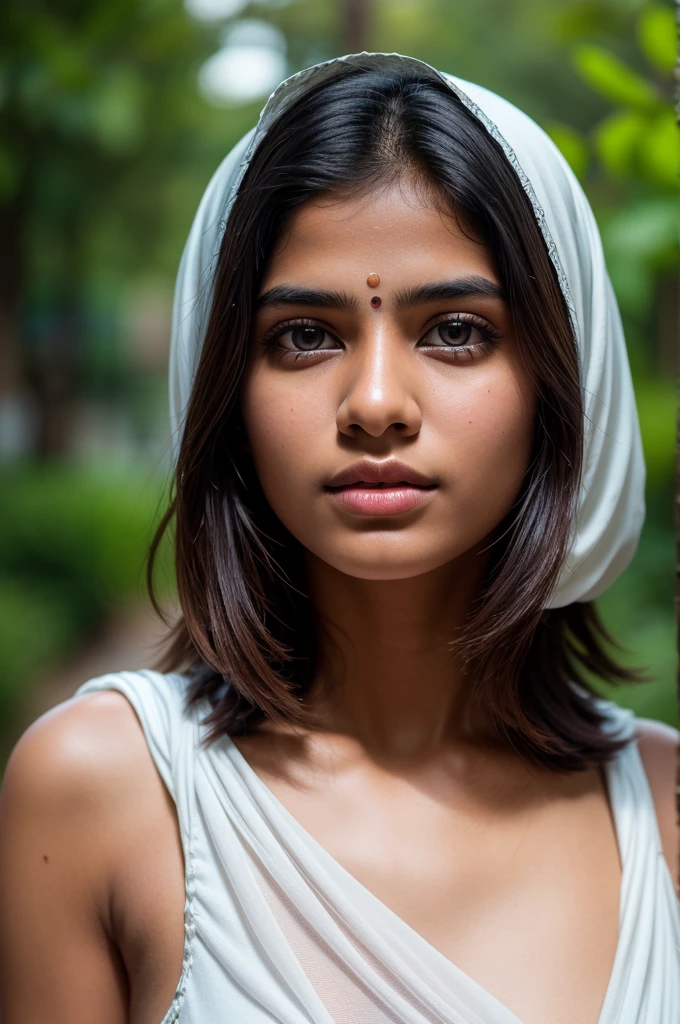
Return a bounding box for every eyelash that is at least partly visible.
[261,314,503,363]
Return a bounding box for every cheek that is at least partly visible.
[436,367,536,518]
[240,367,323,497]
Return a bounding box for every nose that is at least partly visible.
[335,329,422,440]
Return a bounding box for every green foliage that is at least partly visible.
[88,66,147,153]
[571,8,678,727]
[637,3,677,73]
[602,194,678,265]
[572,42,662,108]
[544,121,590,179]
[594,108,648,176]
[635,378,676,489]
[599,195,679,315]
[595,499,677,726]
[595,105,678,186]
[0,0,226,290]
[560,0,679,409]
[0,579,81,724]
[640,107,680,187]
[0,465,174,723]
[568,4,678,193]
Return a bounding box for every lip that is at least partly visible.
[324,458,437,489]
[326,484,436,516]
[324,458,438,517]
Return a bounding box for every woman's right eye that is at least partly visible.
[267,323,340,352]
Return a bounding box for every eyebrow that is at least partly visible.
[256,276,506,314]
[393,276,506,309]
[256,286,360,313]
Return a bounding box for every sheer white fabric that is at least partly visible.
[73,670,680,1024]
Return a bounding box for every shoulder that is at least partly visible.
[0,691,186,1018]
[2,690,153,812]
[0,691,167,920]
[634,717,679,894]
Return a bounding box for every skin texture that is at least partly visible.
[0,181,677,1024]
[0,692,186,1024]
[241,180,536,751]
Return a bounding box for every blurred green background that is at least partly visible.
[0,0,678,762]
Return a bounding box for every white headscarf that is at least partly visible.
[168,52,645,609]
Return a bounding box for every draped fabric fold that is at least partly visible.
[73,671,680,1024]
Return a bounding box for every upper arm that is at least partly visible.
[635,717,680,897]
[0,692,146,1024]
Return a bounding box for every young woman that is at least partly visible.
[1,53,678,1024]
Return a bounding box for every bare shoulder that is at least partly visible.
[0,691,177,1023]
[635,717,680,894]
[0,691,157,928]
[3,690,151,795]
[1,692,157,851]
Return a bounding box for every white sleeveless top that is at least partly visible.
[73,669,680,1024]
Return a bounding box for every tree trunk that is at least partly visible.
[0,200,25,400]
[343,0,372,54]
[22,216,84,459]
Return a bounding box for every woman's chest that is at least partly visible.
[118,761,622,1024]
[234,745,624,1024]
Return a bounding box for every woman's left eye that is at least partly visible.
[418,317,500,351]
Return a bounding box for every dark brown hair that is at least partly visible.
[148,66,645,771]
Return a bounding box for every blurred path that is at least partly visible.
[8,599,177,752]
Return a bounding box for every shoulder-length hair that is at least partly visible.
[148,66,644,771]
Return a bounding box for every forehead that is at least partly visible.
[264,180,498,288]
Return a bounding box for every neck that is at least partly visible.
[303,547,496,761]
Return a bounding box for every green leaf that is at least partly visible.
[572,43,661,109]
[543,121,589,179]
[602,196,680,263]
[637,4,677,75]
[594,109,646,177]
[639,108,680,187]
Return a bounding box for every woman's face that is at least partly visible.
[240,179,537,581]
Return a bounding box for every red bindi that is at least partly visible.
[370,295,382,308]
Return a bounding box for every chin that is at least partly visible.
[307,538,466,581]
